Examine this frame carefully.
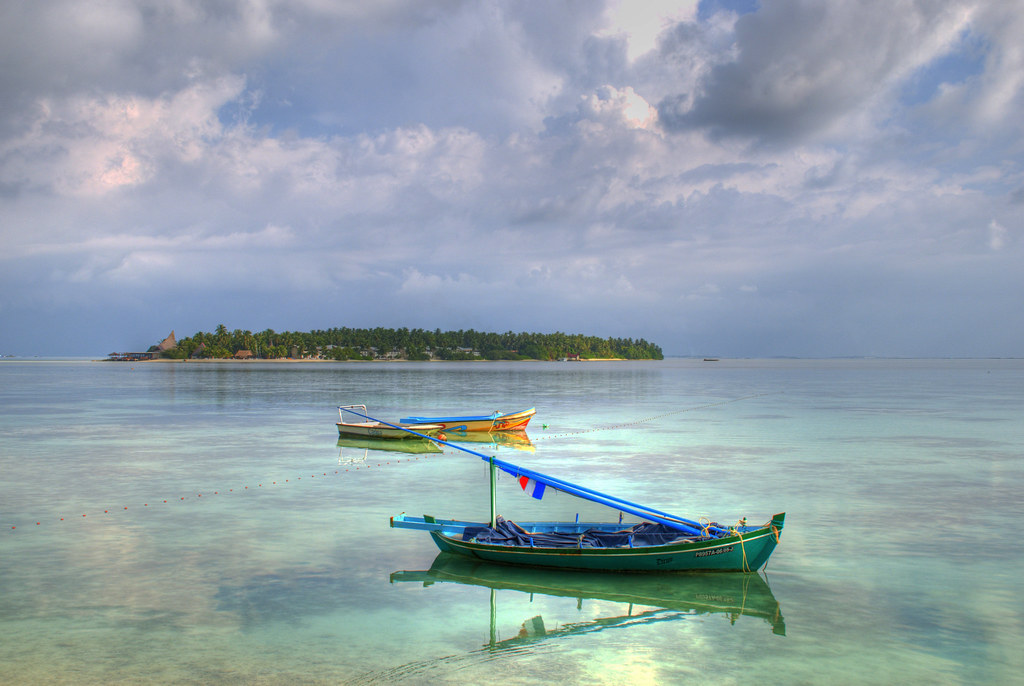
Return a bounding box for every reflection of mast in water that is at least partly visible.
[391,552,787,649]
[481,587,711,652]
[355,555,784,683]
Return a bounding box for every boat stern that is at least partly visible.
[390,513,442,531]
[391,513,475,535]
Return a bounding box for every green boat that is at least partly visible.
[340,406,786,573]
[391,511,784,573]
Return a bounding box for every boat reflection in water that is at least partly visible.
[390,552,786,650]
[336,435,442,465]
[337,432,529,466]
[444,430,535,453]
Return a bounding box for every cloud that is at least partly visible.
[597,0,699,62]
[578,85,659,130]
[988,220,1007,250]
[658,1,978,144]
[1,76,244,196]
[1,1,1023,357]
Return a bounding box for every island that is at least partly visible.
[109,327,663,362]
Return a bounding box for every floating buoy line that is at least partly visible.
[7,394,771,534]
[5,453,440,534]
[532,392,774,441]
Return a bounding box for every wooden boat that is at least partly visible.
[398,407,535,432]
[392,552,785,636]
[337,405,443,439]
[340,407,785,573]
[392,511,785,573]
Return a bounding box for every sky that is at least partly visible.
[1,0,1022,358]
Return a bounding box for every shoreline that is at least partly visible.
[124,356,633,363]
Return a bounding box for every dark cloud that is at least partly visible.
[657,1,976,145]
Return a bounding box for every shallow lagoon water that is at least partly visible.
[1,358,1021,684]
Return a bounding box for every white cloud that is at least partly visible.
[1,76,244,196]
[598,0,699,62]
[399,268,480,295]
[580,86,658,130]
[988,219,1007,250]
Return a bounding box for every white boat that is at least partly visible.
[336,405,443,439]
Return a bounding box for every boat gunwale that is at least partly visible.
[391,514,782,557]
[432,525,777,557]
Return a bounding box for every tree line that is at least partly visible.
[160,325,663,361]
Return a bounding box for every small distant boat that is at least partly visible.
[399,407,535,433]
[337,405,443,439]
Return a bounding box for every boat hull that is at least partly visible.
[336,422,443,439]
[398,408,535,432]
[392,513,785,572]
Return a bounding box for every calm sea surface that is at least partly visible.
[1,358,1021,685]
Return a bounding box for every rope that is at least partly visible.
[699,516,712,538]
[534,392,774,442]
[737,530,750,573]
[738,571,751,618]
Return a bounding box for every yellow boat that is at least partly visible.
[398,407,535,432]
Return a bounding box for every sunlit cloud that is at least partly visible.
[598,0,699,62]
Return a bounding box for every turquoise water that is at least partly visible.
[1,358,1021,684]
